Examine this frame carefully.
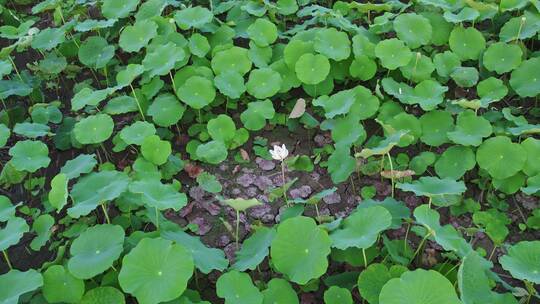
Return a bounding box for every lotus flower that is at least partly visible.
[270,144,289,161]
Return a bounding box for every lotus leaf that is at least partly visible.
[499,241,540,283]
[42,265,85,303]
[246,68,282,99]
[8,140,50,172]
[449,26,486,60]
[476,136,526,179]
[331,206,392,250]
[240,100,275,131]
[174,6,213,30]
[119,20,158,53]
[178,76,216,109]
[216,270,263,304]
[271,216,332,284]
[295,53,331,85]
[119,238,194,304]
[314,28,351,61]
[247,18,278,47]
[262,278,299,304]
[73,114,114,145]
[509,57,540,97]
[0,270,43,304]
[393,13,432,49]
[375,39,412,70]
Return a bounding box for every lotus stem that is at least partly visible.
[386,152,395,198]
[314,203,320,221]
[155,207,159,230]
[428,197,432,209]
[362,248,368,268]
[281,161,289,206]
[515,16,526,43]
[404,222,411,252]
[129,84,146,121]
[101,203,111,224]
[169,71,176,95]
[8,56,22,81]
[488,246,497,261]
[235,210,240,249]
[411,232,430,263]
[2,250,12,270]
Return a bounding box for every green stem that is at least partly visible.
[488,246,497,261]
[403,222,411,252]
[411,232,431,264]
[129,84,145,121]
[101,203,111,224]
[169,71,176,95]
[235,210,240,249]
[281,161,289,206]
[8,56,22,80]
[362,248,368,268]
[428,197,432,209]
[314,204,320,221]
[386,152,394,198]
[155,207,159,230]
[2,250,12,270]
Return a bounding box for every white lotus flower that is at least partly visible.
[270,144,289,161]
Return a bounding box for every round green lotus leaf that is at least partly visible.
[38,52,67,74]
[13,122,49,138]
[375,39,412,70]
[331,206,392,250]
[0,270,43,304]
[295,53,331,85]
[510,58,540,98]
[0,124,10,147]
[493,172,526,194]
[174,6,213,30]
[482,42,522,74]
[314,28,351,61]
[447,110,492,146]
[379,269,461,304]
[435,146,476,179]
[443,7,479,23]
[393,13,432,49]
[0,195,16,222]
[81,287,125,304]
[188,33,210,57]
[68,224,125,279]
[399,53,434,83]
[384,112,421,147]
[42,265,85,303]
[262,278,298,304]
[142,42,185,78]
[246,68,282,99]
[31,27,65,51]
[119,20,158,53]
[196,140,228,164]
[477,77,508,105]
[499,241,540,284]
[0,216,29,251]
[115,64,144,89]
[421,12,452,46]
[214,71,246,99]
[419,110,453,146]
[349,55,377,81]
[141,135,171,165]
[60,154,97,179]
[476,136,526,180]
[433,51,461,78]
[119,121,156,145]
[119,237,194,304]
[212,46,252,75]
[208,114,235,142]
[73,114,114,145]
[450,66,479,88]
[521,137,540,176]
[129,178,187,211]
[271,216,332,284]
[216,270,263,304]
[499,12,539,42]
[248,41,272,68]
[8,140,50,172]
[27,211,50,248]
[147,94,185,127]
[323,286,352,304]
[71,87,113,111]
[101,0,139,19]
[177,76,215,109]
[68,170,129,218]
[284,39,314,69]
[247,18,277,47]
[397,176,466,199]
[347,85,380,120]
[358,263,408,304]
[240,99,275,131]
[449,26,485,60]
[78,36,115,69]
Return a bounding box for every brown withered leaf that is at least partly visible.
[240,148,250,161]
[380,169,415,179]
[289,98,306,119]
[184,163,203,178]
